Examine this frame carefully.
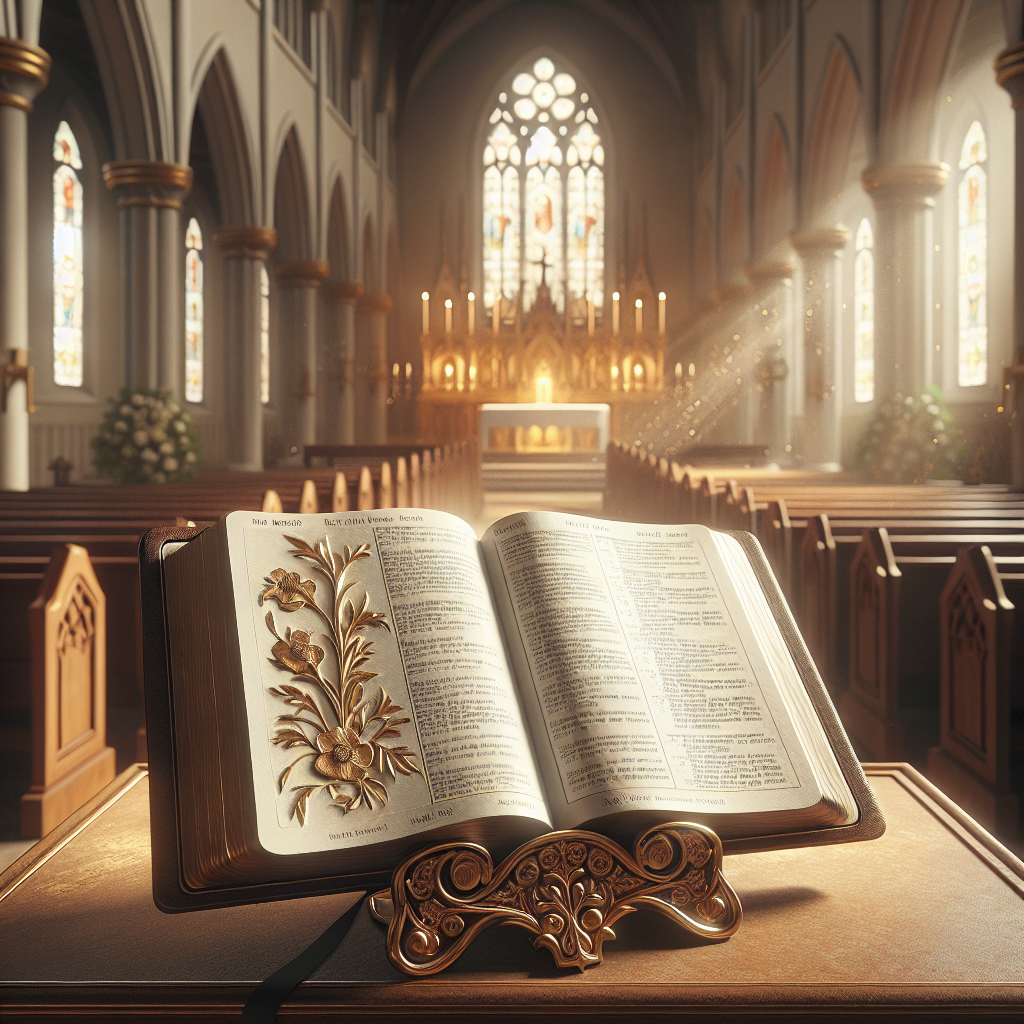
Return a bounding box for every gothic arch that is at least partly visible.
[722,170,746,278]
[804,40,863,222]
[193,49,256,227]
[884,0,965,161]
[756,117,793,256]
[77,0,173,160]
[273,127,312,261]
[362,214,378,293]
[326,178,350,281]
[694,208,715,301]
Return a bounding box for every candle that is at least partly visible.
[612,292,620,336]
[467,292,475,335]
[635,298,643,335]
[587,299,595,337]
[492,296,500,334]
[658,291,666,334]
[445,298,452,334]
[421,292,429,334]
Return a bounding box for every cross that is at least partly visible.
[532,249,552,287]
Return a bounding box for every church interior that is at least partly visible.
[2,0,1024,1008]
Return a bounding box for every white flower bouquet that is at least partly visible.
[92,387,201,483]
[859,386,965,484]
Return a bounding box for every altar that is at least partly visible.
[479,402,609,455]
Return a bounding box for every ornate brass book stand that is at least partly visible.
[370,822,741,974]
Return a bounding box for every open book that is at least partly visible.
[143,510,882,909]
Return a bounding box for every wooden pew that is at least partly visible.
[801,516,1024,692]
[841,528,1024,763]
[19,544,116,838]
[926,545,1020,837]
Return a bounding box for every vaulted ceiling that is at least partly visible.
[378,0,708,127]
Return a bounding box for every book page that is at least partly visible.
[483,512,826,831]
[223,510,549,858]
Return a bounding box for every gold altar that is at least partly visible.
[416,257,665,446]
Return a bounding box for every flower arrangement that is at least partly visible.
[92,388,201,484]
[859,386,965,483]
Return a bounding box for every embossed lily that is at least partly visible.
[260,568,317,611]
[315,726,373,782]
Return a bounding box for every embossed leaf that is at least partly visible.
[293,786,317,826]
[272,727,315,750]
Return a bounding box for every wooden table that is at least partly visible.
[1,764,1022,1020]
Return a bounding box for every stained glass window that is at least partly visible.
[853,218,874,403]
[53,120,83,387]
[260,266,270,404]
[958,120,987,387]
[184,218,204,403]
[482,56,604,315]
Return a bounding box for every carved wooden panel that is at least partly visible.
[947,578,986,754]
[56,582,96,752]
[799,514,835,681]
[847,528,899,719]
[30,544,107,786]
[939,545,1013,788]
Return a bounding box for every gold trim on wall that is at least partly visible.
[0,38,51,111]
[212,226,279,261]
[273,260,331,288]
[101,161,194,210]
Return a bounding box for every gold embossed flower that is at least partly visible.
[314,726,374,782]
[271,628,325,678]
[260,568,316,611]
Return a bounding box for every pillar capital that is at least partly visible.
[788,225,850,257]
[213,225,279,260]
[102,160,193,209]
[744,259,795,284]
[0,37,51,112]
[359,293,393,314]
[861,163,949,209]
[274,260,331,288]
[322,280,365,305]
[995,40,1024,106]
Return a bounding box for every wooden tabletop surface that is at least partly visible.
[1,763,1022,1020]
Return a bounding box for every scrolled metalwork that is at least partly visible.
[370,821,741,974]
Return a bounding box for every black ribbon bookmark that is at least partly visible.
[241,896,366,1024]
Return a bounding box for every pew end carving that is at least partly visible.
[20,544,116,838]
[799,514,837,688]
[927,545,1018,836]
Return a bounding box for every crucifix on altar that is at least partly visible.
[532,249,552,289]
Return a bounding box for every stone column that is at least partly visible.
[861,163,948,401]
[322,280,363,443]
[745,259,796,461]
[789,227,850,472]
[213,226,278,472]
[996,42,1024,489]
[356,293,392,443]
[274,260,330,453]
[0,36,50,491]
[102,161,194,396]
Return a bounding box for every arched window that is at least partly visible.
[958,120,987,387]
[53,120,84,387]
[483,56,604,316]
[853,217,874,403]
[184,218,204,403]
[260,266,270,404]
